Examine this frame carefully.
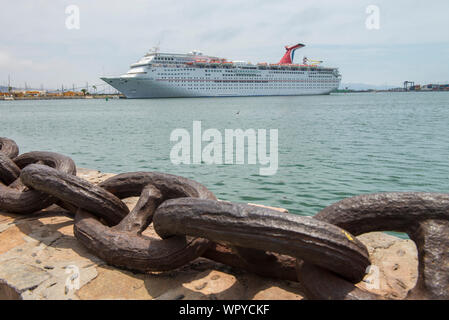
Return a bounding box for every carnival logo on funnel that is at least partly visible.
[279,43,305,64]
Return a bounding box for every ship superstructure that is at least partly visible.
[101,44,341,98]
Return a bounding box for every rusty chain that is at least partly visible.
[1,136,448,300]
[298,193,449,300]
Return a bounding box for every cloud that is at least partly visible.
[0,0,448,88]
[0,51,35,70]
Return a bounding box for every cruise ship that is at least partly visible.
[101,43,341,98]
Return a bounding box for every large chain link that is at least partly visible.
[1,137,448,299]
[298,193,449,300]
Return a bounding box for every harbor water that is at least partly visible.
[1,92,448,217]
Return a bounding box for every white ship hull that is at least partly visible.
[101,44,341,99]
[102,77,339,99]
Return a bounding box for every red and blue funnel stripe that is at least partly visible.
[279,43,305,64]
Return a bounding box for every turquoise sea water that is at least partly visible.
[1,92,448,217]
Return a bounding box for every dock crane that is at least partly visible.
[404,81,415,91]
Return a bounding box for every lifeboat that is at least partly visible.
[222,61,234,68]
[194,59,208,66]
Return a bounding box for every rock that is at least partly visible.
[357,232,418,299]
[0,168,419,300]
[0,225,26,255]
[75,168,115,185]
[0,261,51,293]
[77,266,151,300]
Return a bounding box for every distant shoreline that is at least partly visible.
[335,89,449,94]
[0,94,124,101]
[1,91,448,101]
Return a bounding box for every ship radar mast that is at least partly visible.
[149,45,160,54]
[147,40,161,56]
[189,50,203,56]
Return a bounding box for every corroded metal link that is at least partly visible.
[0,153,21,185]
[0,150,78,214]
[75,208,211,272]
[74,172,217,272]
[409,219,449,299]
[2,136,448,299]
[20,164,129,225]
[99,172,217,232]
[0,137,19,159]
[296,260,381,300]
[0,183,54,214]
[99,171,217,201]
[203,243,298,281]
[314,192,449,235]
[299,193,449,300]
[153,198,371,283]
[14,151,77,175]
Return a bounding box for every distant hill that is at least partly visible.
[0,86,19,93]
[340,83,398,91]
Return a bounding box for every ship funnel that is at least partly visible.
[279,43,305,64]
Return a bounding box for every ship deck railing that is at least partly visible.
[149,62,337,73]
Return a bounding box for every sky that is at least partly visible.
[1,0,448,90]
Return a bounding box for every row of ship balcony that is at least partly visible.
[138,61,337,72]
